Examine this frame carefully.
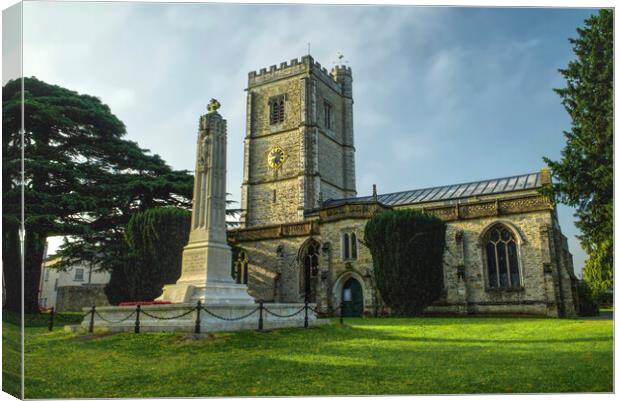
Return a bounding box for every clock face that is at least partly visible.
[267,146,287,170]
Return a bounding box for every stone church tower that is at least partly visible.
[240,55,356,227]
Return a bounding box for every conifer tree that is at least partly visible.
[105,207,191,304]
[364,210,446,315]
[2,77,192,313]
[543,10,613,298]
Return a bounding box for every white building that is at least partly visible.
[38,257,110,310]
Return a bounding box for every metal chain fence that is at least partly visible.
[200,305,260,321]
[263,306,305,318]
[49,300,349,333]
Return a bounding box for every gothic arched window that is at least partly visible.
[342,233,350,259]
[341,231,358,260]
[299,240,320,301]
[234,251,249,285]
[350,233,358,259]
[485,225,521,289]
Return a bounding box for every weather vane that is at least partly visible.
[334,52,349,66]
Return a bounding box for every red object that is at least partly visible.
[118,300,173,306]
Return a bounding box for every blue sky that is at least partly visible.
[14,2,602,274]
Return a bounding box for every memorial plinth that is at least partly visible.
[80,303,328,333]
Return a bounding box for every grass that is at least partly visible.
[2,312,613,398]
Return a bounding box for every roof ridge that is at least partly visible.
[372,171,540,199]
[323,171,541,207]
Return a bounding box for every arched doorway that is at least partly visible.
[341,278,364,317]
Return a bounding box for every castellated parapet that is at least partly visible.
[248,55,352,96]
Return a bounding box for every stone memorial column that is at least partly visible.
[158,99,255,304]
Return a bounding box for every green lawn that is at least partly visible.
[3,313,613,398]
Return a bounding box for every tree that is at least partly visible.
[543,10,613,298]
[364,209,446,315]
[2,77,192,313]
[582,238,613,302]
[105,207,191,304]
[576,279,599,317]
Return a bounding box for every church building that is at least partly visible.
[227,55,578,318]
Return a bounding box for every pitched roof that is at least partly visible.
[323,172,542,208]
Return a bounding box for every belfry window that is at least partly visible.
[324,100,333,129]
[269,95,285,125]
[485,225,521,289]
[342,232,358,260]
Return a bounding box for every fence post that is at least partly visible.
[304,302,309,328]
[134,304,141,334]
[89,305,96,333]
[195,300,202,334]
[48,307,55,332]
[340,301,344,325]
[257,302,264,331]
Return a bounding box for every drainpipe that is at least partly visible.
[88,264,93,285]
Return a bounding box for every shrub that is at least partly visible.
[576,280,599,317]
[364,209,446,316]
[105,207,191,304]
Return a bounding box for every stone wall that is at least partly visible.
[318,134,345,190]
[232,236,311,303]
[318,217,376,313]
[436,211,559,316]
[56,285,110,312]
[231,196,576,317]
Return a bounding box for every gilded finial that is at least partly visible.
[207,98,221,113]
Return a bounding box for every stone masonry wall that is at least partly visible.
[56,285,110,312]
[233,236,311,303]
[318,218,375,312]
[318,134,345,190]
[434,210,560,316]
[231,206,573,317]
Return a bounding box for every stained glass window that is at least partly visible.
[486,225,521,289]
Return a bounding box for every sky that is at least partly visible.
[5,1,603,275]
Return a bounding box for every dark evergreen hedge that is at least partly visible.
[105,207,190,304]
[364,209,446,315]
[576,280,599,317]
